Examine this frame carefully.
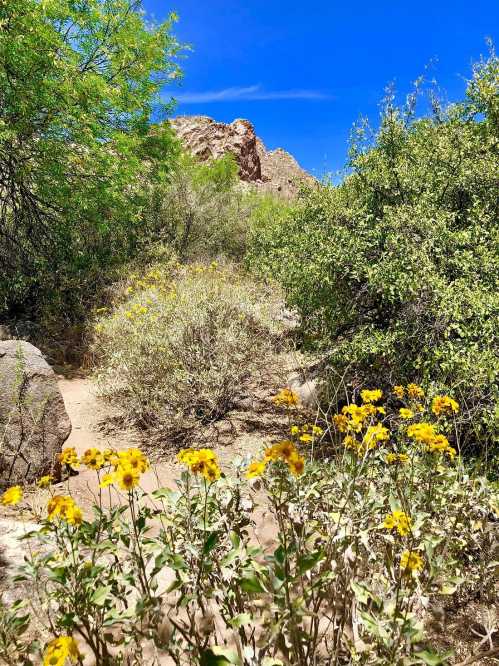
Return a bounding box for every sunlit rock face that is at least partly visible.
[170,115,315,198]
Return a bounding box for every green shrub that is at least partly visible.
[92,263,286,433]
[248,51,499,454]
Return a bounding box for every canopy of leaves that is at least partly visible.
[0,0,182,322]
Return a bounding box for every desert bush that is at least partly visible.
[248,50,499,455]
[2,386,498,665]
[141,152,293,263]
[91,263,286,432]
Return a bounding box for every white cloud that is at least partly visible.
[170,84,331,103]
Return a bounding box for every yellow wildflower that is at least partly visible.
[288,454,305,477]
[58,447,79,469]
[115,466,140,491]
[432,395,459,417]
[386,453,409,465]
[393,385,405,399]
[118,448,149,473]
[299,433,314,443]
[400,550,424,574]
[272,388,299,407]
[246,461,266,479]
[64,503,83,526]
[383,510,412,536]
[312,425,324,435]
[333,413,349,432]
[407,383,424,399]
[362,423,389,449]
[1,485,23,506]
[399,408,414,419]
[290,425,300,436]
[81,448,104,470]
[360,388,383,403]
[43,635,81,666]
[202,460,221,483]
[47,496,82,526]
[407,422,437,445]
[37,475,53,489]
[99,473,115,488]
[102,449,119,466]
[177,448,220,482]
[343,435,362,456]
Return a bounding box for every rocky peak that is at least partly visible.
[169,115,314,198]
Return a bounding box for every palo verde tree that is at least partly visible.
[0,0,182,329]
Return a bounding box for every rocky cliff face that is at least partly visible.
[170,115,314,198]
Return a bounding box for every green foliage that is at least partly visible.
[248,51,499,452]
[91,263,286,433]
[0,0,182,334]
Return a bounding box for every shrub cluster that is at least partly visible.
[91,263,286,433]
[248,51,499,455]
[1,387,497,664]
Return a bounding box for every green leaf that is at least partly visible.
[203,531,219,555]
[91,586,111,606]
[200,647,241,665]
[414,649,453,665]
[228,613,251,629]
[239,572,266,594]
[297,549,323,575]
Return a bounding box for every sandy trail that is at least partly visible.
[57,376,180,509]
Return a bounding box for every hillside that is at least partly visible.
[170,115,315,198]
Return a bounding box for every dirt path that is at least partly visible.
[56,362,296,513]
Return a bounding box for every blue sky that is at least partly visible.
[143,0,498,176]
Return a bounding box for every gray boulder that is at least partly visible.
[0,341,71,487]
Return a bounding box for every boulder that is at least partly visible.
[0,341,71,487]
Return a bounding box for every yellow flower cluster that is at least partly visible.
[1,485,23,506]
[386,453,409,465]
[384,510,412,536]
[272,388,299,407]
[177,448,221,482]
[100,448,149,490]
[339,403,382,432]
[400,550,424,574]
[43,636,81,666]
[407,423,456,459]
[47,496,83,526]
[407,383,425,399]
[247,440,305,479]
[360,388,383,403]
[432,395,459,417]
[58,446,79,469]
[399,408,414,419]
[333,390,390,458]
[125,302,149,320]
[58,446,150,491]
[290,423,324,443]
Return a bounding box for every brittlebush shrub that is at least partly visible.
[3,387,498,664]
[91,263,286,431]
[248,51,499,456]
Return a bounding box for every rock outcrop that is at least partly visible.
[0,341,71,487]
[170,115,315,198]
